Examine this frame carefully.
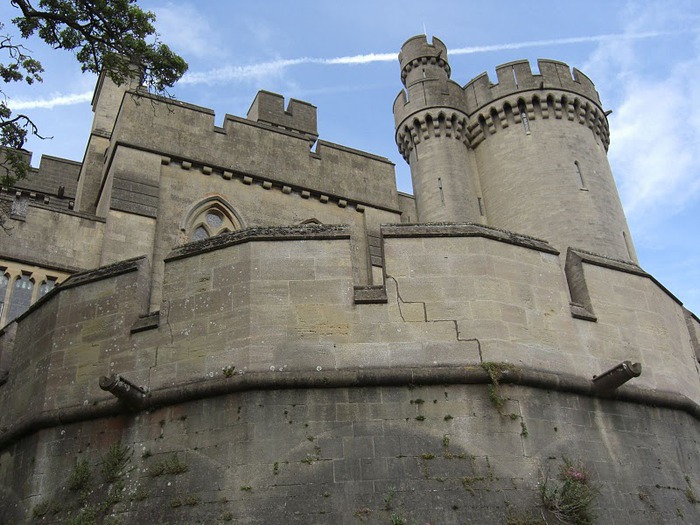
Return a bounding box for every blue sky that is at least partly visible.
[6,1,700,315]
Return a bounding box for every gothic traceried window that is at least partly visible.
[8,274,33,321]
[0,273,8,319]
[183,199,241,242]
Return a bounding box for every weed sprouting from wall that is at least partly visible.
[148,454,189,477]
[541,458,598,524]
[481,362,516,414]
[390,512,407,525]
[68,460,92,492]
[31,442,137,524]
[100,442,132,483]
[686,475,699,504]
[383,486,396,510]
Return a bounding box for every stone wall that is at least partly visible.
[0,206,103,271]
[0,224,698,523]
[0,384,698,524]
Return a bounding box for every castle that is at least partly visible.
[0,35,698,524]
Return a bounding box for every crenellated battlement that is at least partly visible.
[463,59,602,114]
[399,35,451,86]
[246,90,318,143]
[106,88,397,211]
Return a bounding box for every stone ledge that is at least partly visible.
[165,225,351,262]
[353,285,388,304]
[570,247,684,308]
[130,311,160,334]
[59,256,147,291]
[2,363,698,451]
[381,222,559,254]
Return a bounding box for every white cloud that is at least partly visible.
[581,8,700,228]
[10,91,93,110]
[609,67,700,218]
[153,3,225,60]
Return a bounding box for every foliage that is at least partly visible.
[148,453,188,477]
[541,459,598,525]
[686,475,698,504]
[100,442,131,482]
[482,362,517,413]
[68,459,92,491]
[390,513,406,525]
[1,0,187,187]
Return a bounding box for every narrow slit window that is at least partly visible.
[575,161,587,189]
[518,100,530,134]
[0,273,8,319]
[521,112,530,133]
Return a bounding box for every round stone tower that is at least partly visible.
[465,59,637,262]
[394,36,638,263]
[393,36,482,223]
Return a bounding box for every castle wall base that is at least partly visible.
[1,383,698,524]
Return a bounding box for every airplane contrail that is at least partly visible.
[180,29,679,85]
[10,91,93,110]
[449,30,676,55]
[11,29,683,104]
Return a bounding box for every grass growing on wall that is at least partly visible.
[541,458,598,525]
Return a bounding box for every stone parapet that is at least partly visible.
[464,59,601,112]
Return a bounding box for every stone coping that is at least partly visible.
[381,222,559,254]
[165,224,351,262]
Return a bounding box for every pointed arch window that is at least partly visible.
[8,274,33,321]
[0,272,8,319]
[181,196,243,242]
[39,277,57,298]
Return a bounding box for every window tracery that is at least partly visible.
[181,196,242,242]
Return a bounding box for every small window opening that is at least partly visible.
[39,278,57,297]
[518,100,530,134]
[8,274,33,321]
[574,161,587,189]
[192,226,210,241]
[0,273,8,318]
[521,112,530,133]
[206,211,224,229]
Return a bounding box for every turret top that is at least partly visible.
[399,35,451,86]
